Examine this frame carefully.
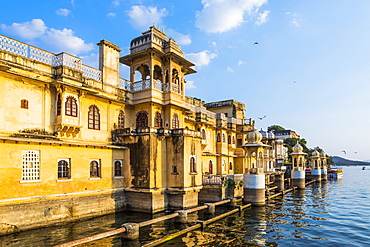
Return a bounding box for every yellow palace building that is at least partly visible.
[0,26,285,234]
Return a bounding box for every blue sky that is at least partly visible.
[1,0,370,161]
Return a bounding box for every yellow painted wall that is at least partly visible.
[0,141,128,201]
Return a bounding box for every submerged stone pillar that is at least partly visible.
[243,168,265,206]
[321,167,328,181]
[321,151,328,181]
[274,172,285,191]
[174,210,188,223]
[291,169,305,189]
[311,168,321,181]
[204,203,215,214]
[121,223,140,241]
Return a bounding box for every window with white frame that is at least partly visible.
[22,150,40,181]
[114,160,123,177]
[58,159,71,179]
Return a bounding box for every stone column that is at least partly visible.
[243,168,265,206]
[174,210,188,223]
[311,168,321,181]
[121,223,139,241]
[274,172,285,191]
[321,167,327,181]
[291,170,305,189]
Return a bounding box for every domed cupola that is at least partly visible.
[320,151,326,159]
[312,149,320,158]
[246,129,263,144]
[292,142,304,153]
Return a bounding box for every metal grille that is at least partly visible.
[22,150,40,181]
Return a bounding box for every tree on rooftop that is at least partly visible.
[267,125,285,131]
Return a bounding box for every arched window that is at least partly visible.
[90,160,101,177]
[136,111,148,127]
[118,110,125,129]
[58,159,70,179]
[172,113,179,129]
[202,129,206,140]
[65,96,78,117]
[228,135,231,144]
[190,157,196,173]
[154,112,163,128]
[88,105,100,130]
[232,136,235,144]
[114,160,122,177]
[222,134,226,142]
[209,160,213,174]
[222,159,226,171]
[217,133,221,142]
[21,99,29,109]
[229,162,233,170]
[56,94,61,116]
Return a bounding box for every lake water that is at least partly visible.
[1,166,369,246]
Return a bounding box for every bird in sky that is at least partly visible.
[293,81,296,83]
[355,151,358,154]
[254,42,259,45]
[342,150,346,154]
[258,115,266,120]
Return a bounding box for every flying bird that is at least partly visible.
[355,151,358,154]
[342,150,346,155]
[258,115,266,120]
[254,42,259,45]
[293,81,296,83]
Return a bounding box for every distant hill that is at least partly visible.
[332,156,370,166]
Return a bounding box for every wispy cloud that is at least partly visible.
[195,0,268,33]
[107,12,116,17]
[291,18,300,27]
[255,10,270,25]
[128,6,168,30]
[165,29,191,45]
[185,80,196,90]
[56,8,71,16]
[185,50,217,68]
[286,12,301,27]
[238,60,243,65]
[1,19,93,55]
[227,66,234,72]
[112,0,121,7]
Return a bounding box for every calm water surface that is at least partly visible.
[1,166,369,246]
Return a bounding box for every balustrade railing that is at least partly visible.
[81,64,102,81]
[119,78,132,90]
[202,174,244,186]
[0,34,187,95]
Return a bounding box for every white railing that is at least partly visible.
[132,79,150,91]
[119,78,132,90]
[202,175,222,185]
[202,174,244,185]
[0,35,28,57]
[54,53,82,70]
[29,46,54,65]
[153,79,163,91]
[172,83,179,93]
[81,64,102,81]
